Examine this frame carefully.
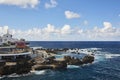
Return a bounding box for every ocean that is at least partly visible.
[1,41,120,80]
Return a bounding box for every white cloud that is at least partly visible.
[45,0,57,9]
[61,25,71,34]
[101,22,116,33]
[43,24,56,33]
[0,22,120,41]
[0,0,40,8]
[84,22,119,40]
[65,10,80,19]
[103,22,112,28]
[78,29,83,34]
[83,20,88,25]
[0,26,9,35]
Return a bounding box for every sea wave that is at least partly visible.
[31,46,43,50]
[6,73,31,78]
[31,70,46,75]
[0,76,5,79]
[67,65,80,69]
[66,48,102,55]
[105,54,120,59]
[93,52,120,64]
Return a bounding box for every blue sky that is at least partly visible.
[0,0,120,41]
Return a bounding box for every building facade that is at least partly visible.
[0,31,18,45]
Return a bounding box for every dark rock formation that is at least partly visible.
[15,59,32,74]
[33,65,53,70]
[52,61,67,69]
[0,65,16,75]
[64,56,83,65]
[64,55,94,65]
[0,61,5,66]
[0,50,94,76]
[82,55,94,64]
[32,56,67,70]
[0,59,33,76]
[33,61,67,70]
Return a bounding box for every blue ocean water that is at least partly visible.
[29,41,120,48]
[1,41,120,80]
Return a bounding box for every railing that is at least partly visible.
[0,51,9,54]
[0,50,31,54]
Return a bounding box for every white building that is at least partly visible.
[0,30,18,45]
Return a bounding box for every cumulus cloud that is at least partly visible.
[61,25,72,34]
[43,24,56,33]
[65,10,80,19]
[45,0,57,9]
[0,22,120,41]
[101,22,116,33]
[0,0,40,8]
[78,29,83,34]
[84,22,119,40]
[0,24,70,41]
[0,26,9,35]
[103,22,112,28]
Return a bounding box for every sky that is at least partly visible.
[0,0,120,41]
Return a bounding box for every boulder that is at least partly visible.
[64,55,94,65]
[0,59,32,76]
[82,55,94,64]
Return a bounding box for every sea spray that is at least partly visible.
[31,70,46,75]
[67,65,80,69]
[105,54,120,59]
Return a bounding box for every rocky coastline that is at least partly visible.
[0,48,94,76]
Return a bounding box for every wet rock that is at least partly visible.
[32,65,53,70]
[0,59,32,76]
[0,61,5,66]
[0,65,16,75]
[64,56,83,65]
[53,61,67,69]
[15,60,32,74]
[64,55,94,65]
[32,56,67,70]
[82,55,94,64]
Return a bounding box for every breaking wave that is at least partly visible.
[105,54,120,59]
[66,48,120,63]
[67,65,80,69]
[31,70,46,75]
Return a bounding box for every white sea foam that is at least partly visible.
[105,54,113,59]
[7,73,21,78]
[93,52,120,64]
[6,73,31,78]
[32,46,43,50]
[64,48,120,64]
[31,70,46,75]
[66,48,101,55]
[67,65,80,69]
[105,54,120,59]
[93,54,105,63]
[89,48,101,50]
[0,76,4,79]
